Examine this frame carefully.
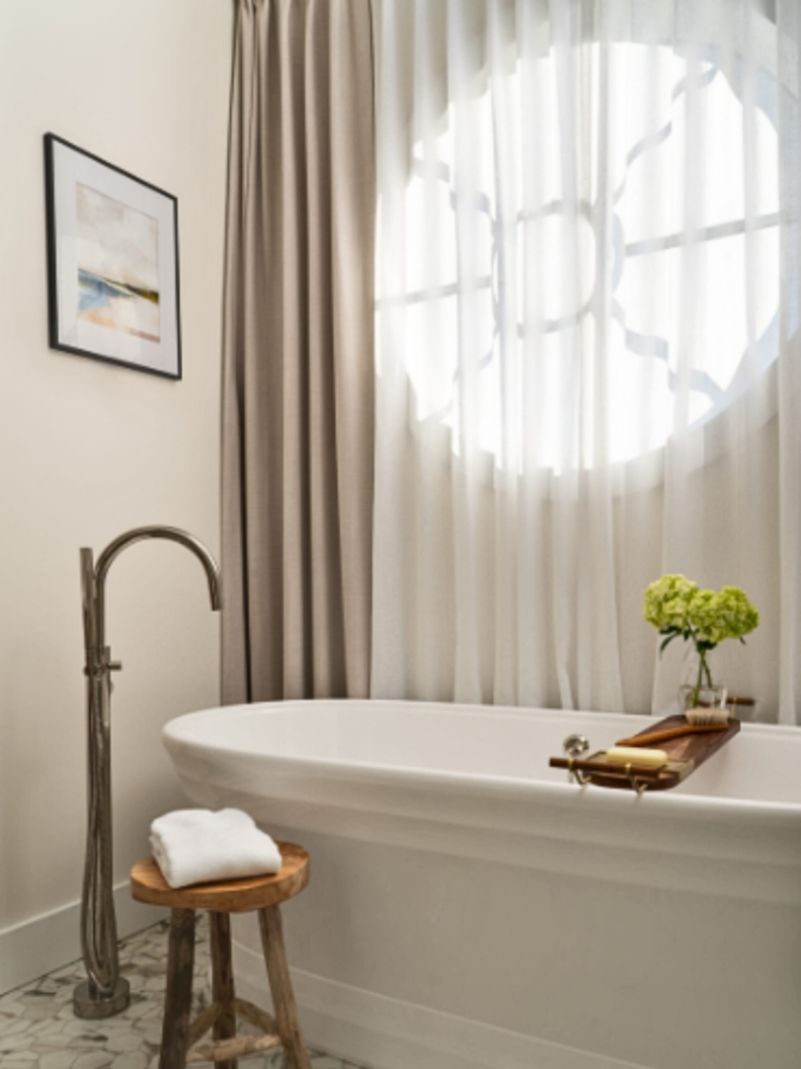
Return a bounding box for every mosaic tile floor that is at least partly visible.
[0,919,364,1069]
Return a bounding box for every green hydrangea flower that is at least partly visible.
[642,574,698,631]
[685,588,723,644]
[688,586,759,645]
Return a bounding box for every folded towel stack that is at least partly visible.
[150,808,282,889]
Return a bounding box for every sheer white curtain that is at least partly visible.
[372,0,801,723]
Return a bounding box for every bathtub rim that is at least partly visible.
[163,697,801,827]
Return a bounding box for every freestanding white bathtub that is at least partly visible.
[163,700,801,1069]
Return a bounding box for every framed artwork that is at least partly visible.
[44,133,181,379]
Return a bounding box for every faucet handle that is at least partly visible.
[98,645,121,671]
[101,647,122,672]
[563,734,590,759]
[84,647,121,677]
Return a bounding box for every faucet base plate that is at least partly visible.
[72,977,130,1019]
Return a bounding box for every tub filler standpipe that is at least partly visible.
[73,526,222,1020]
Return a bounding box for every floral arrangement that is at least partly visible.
[643,574,759,707]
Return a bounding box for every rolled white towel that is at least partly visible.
[150,808,282,889]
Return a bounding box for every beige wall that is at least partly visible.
[0,0,231,951]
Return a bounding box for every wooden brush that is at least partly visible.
[615,721,730,749]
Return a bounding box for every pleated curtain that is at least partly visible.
[372,0,801,723]
[221,0,375,702]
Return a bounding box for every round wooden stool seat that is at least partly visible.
[130,841,309,913]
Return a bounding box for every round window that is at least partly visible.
[394,33,788,469]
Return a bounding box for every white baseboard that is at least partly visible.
[0,881,162,995]
[232,940,651,1069]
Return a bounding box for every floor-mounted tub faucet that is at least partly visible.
[73,526,222,1019]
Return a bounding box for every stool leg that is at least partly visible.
[257,906,311,1069]
[159,908,196,1069]
[209,912,237,1069]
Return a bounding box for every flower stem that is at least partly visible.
[688,645,701,705]
[691,649,708,708]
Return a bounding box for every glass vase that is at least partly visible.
[678,646,727,713]
[678,681,728,714]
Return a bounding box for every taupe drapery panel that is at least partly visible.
[221,0,375,702]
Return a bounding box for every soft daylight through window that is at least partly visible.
[396,40,783,468]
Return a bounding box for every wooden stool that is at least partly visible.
[130,842,312,1069]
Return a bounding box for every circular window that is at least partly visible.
[395,35,787,468]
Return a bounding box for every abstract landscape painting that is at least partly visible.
[76,183,161,342]
[45,133,181,378]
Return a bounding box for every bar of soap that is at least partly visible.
[605,746,668,769]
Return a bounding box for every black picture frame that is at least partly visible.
[44,133,182,380]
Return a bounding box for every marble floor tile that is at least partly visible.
[0,919,363,1069]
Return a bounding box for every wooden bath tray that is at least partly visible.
[549,715,741,792]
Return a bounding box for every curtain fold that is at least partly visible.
[373,0,801,723]
[222,0,375,703]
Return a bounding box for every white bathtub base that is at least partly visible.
[232,943,651,1069]
[221,824,799,1069]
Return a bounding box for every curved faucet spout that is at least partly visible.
[93,525,222,646]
